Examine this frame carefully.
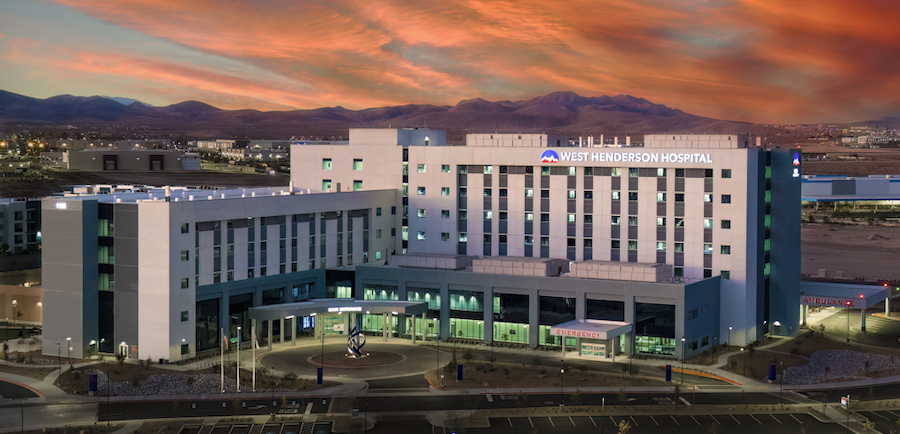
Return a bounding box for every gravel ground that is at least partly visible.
[90,371,239,395]
[785,349,900,384]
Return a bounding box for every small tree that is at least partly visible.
[617,419,632,434]
[570,389,582,406]
[2,342,8,360]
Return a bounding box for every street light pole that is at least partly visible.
[237,326,241,392]
[780,360,784,408]
[846,302,851,343]
[741,347,745,376]
[560,359,565,407]
[66,337,71,364]
[56,343,60,376]
[728,326,732,349]
[681,337,686,385]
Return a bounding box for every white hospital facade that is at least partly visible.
[42,129,800,363]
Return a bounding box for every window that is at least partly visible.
[703,244,713,254]
[353,180,363,191]
[417,187,426,195]
[500,166,508,173]
[704,194,713,203]
[391,206,397,215]
[611,240,620,249]
[567,238,576,247]
[525,236,533,245]
[611,216,620,225]
[459,187,467,196]
[459,165,468,174]
[611,167,621,176]
[181,311,189,322]
[459,210,468,219]
[181,223,189,234]
[180,278,189,289]
[657,242,666,251]
[656,217,666,226]
[611,191,621,200]
[720,245,731,255]
[585,167,594,176]
[483,188,491,197]
[525,213,534,221]
[483,234,492,242]
[499,189,508,197]
[628,216,638,226]
[499,212,507,220]
[567,190,576,199]
[567,214,576,223]
[441,164,450,172]
[721,194,731,204]
[675,218,684,227]
[441,210,450,218]
[675,193,685,202]
[525,189,534,198]
[376,207,382,216]
[721,169,732,178]
[376,229,382,238]
[540,213,550,222]
[322,179,332,191]
[417,209,426,218]
[441,232,450,241]
[322,158,332,170]
[657,193,666,202]
[353,159,363,170]
[417,231,426,240]
[540,237,549,246]
[484,165,493,174]
[675,168,685,177]
[484,211,493,220]
[704,218,713,228]
[568,167,576,176]
[458,233,467,242]
[705,169,714,177]
[657,168,666,177]
[629,168,639,177]
[441,187,450,196]
[721,270,731,280]
[584,215,593,223]
[541,166,550,175]
[674,242,684,252]
[627,240,638,250]
[417,164,426,173]
[541,190,550,198]
[721,220,731,229]
[704,269,713,278]
[628,192,638,201]
[181,250,189,261]
[584,191,593,199]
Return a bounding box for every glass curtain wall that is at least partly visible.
[538,295,576,347]
[493,293,529,344]
[449,290,484,340]
[408,288,440,339]
[634,302,676,355]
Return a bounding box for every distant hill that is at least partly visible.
[0,89,780,138]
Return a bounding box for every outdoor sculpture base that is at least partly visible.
[345,351,370,358]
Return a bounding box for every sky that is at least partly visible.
[1,0,899,124]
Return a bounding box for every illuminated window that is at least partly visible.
[353,159,363,170]
[322,159,332,170]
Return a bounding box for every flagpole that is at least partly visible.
[220,327,224,393]
[252,321,256,392]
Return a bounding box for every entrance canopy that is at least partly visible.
[248,298,429,321]
[550,319,632,340]
[799,281,888,309]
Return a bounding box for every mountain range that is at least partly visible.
[0,90,798,138]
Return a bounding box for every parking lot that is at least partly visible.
[854,409,900,434]
[473,412,846,433]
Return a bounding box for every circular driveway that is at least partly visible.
[258,342,451,380]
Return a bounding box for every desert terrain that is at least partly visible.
[802,222,900,280]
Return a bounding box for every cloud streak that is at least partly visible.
[1,0,898,123]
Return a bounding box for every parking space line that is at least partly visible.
[770,414,782,424]
[528,417,534,428]
[507,417,512,427]
[867,411,890,421]
[789,414,803,423]
[749,414,762,424]
[569,417,576,427]
[588,416,597,427]
[650,415,660,426]
[630,416,638,427]
[710,415,721,425]
[888,410,900,418]
[486,394,493,403]
[730,414,741,425]
[609,416,616,426]
[690,415,700,425]
[549,417,555,428]
[670,415,680,426]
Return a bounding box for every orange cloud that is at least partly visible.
[29,0,900,123]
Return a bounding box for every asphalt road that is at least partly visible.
[818,308,900,348]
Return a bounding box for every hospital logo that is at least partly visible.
[540,150,559,163]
